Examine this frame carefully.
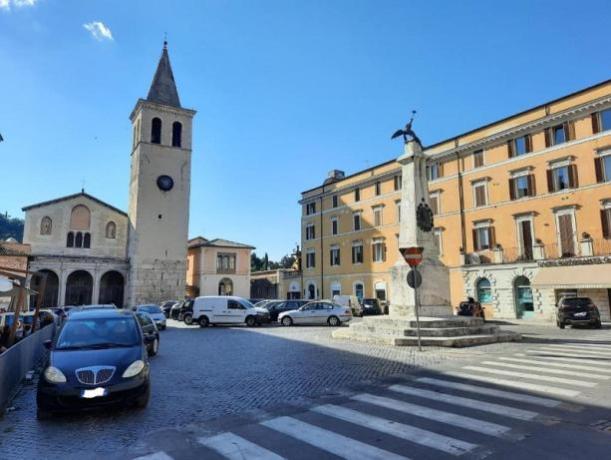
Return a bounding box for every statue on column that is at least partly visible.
[391,110,422,146]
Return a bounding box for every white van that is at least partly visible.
[333,295,363,317]
[191,296,262,327]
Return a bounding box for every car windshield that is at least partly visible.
[139,305,162,314]
[55,317,139,350]
[563,298,591,307]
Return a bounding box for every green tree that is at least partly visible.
[0,212,24,242]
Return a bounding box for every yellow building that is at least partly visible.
[300,79,611,321]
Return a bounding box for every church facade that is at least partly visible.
[22,43,195,308]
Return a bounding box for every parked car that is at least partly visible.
[361,298,383,316]
[36,308,151,418]
[76,304,117,311]
[333,295,363,317]
[170,300,185,320]
[176,299,195,324]
[249,298,266,305]
[278,301,352,326]
[556,296,602,329]
[264,300,309,322]
[135,312,160,356]
[133,304,166,330]
[160,300,177,318]
[189,296,265,327]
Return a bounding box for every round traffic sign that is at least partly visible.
[406,269,422,289]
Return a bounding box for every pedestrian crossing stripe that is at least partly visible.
[199,432,286,460]
[499,356,611,374]
[462,366,597,388]
[388,383,539,420]
[479,360,610,380]
[534,346,611,356]
[527,348,611,359]
[312,404,477,456]
[351,393,511,437]
[261,416,409,460]
[520,352,611,367]
[444,371,581,397]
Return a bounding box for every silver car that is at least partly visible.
[278,301,352,327]
[134,304,167,330]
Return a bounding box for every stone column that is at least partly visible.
[389,141,452,317]
[58,268,67,306]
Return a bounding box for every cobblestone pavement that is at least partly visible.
[0,319,609,459]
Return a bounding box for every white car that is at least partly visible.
[278,301,352,327]
[134,304,167,330]
[191,296,268,327]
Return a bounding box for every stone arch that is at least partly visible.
[29,269,59,308]
[70,205,90,230]
[65,270,93,306]
[218,277,233,296]
[99,271,125,307]
[40,216,52,235]
[475,277,492,304]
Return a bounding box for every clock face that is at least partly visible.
[157,175,174,192]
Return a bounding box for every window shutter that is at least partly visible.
[591,113,601,134]
[544,128,552,148]
[439,162,444,178]
[507,140,514,158]
[525,134,532,153]
[527,174,536,196]
[594,157,604,183]
[508,178,516,200]
[564,121,575,141]
[546,169,554,192]
[488,227,496,248]
[602,209,610,239]
[382,244,387,262]
[472,229,479,251]
[568,164,578,188]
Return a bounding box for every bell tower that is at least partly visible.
[127,41,196,305]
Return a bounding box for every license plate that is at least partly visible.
[81,387,107,399]
[573,312,587,318]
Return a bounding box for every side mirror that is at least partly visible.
[43,339,52,350]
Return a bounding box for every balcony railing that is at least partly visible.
[463,238,611,266]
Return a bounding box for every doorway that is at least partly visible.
[514,276,534,319]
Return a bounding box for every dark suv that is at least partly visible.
[264,300,310,322]
[556,297,602,329]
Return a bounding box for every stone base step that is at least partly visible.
[361,316,485,329]
[347,323,500,337]
[332,328,521,347]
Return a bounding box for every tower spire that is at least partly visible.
[146,40,181,108]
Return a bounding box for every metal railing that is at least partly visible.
[592,238,611,256]
[501,247,534,264]
[1,323,55,416]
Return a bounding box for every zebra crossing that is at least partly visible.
[135,341,611,460]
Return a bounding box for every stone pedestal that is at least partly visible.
[332,139,520,347]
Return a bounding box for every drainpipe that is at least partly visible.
[319,189,324,300]
[455,143,467,255]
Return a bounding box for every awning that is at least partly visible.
[532,265,611,289]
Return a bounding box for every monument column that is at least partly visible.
[389,140,452,317]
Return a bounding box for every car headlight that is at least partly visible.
[44,366,67,384]
[122,360,145,378]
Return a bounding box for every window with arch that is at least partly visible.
[151,117,162,144]
[354,283,364,302]
[75,232,83,248]
[40,216,52,235]
[477,278,492,303]
[172,121,182,147]
[105,221,117,239]
[66,232,74,247]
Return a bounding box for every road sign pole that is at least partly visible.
[413,264,422,352]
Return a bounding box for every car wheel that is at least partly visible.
[199,316,209,328]
[148,338,159,356]
[281,316,293,327]
[183,313,193,325]
[245,316,256,327]
[558,321,565,329]
[134,386,150,409]
[328,316,340,327]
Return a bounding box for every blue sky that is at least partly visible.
[1,0,610,259]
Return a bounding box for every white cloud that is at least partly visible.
[1,0,39,10]
[83,21,113,41]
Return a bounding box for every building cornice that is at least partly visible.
[429,94,611,162]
